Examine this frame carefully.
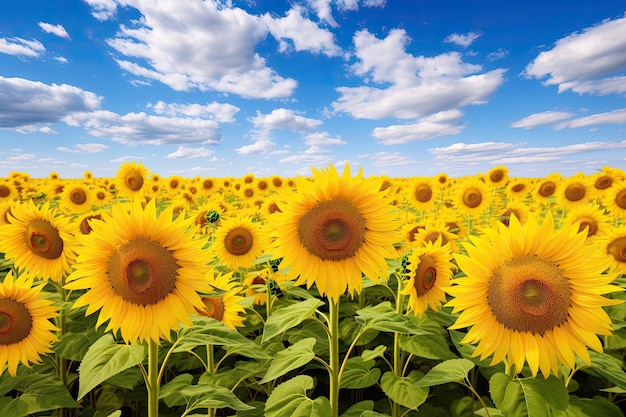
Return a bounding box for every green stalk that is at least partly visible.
[147,341,160,417]
[328,299,340,417]
[207,344,216,417]
[392,276,405,417]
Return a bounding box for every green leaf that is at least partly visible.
[361,345,387,362]
[360,410,392,416]
[175,316,269,359]
[355,302,429,335]
[181,384,255,412]
[399,332,457,360]
[286,320,330,356]
[489,373,569,417]
[77,333,147,400]
[160,373,194,407]
[380,371,428,410]
[53,329,106,361]
[260,338,317,383]
[199,361,262,389]
[0,372,79,416]
[340,400,374,417]
[578,350,626,389]
[265,375,331,417]
[564,395,623,417]
[93,387,127,417]
[340,357,381,389]
[262,298,324,342]
[414,358,475,387]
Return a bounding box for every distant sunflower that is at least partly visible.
[114,161,150,200]
[532,173,561,205]
[596,225,626,275]
[556,174,595,209]
[563,203,609,240]
[0,201,76,283]
[212,214,266,271]
[401,238,455,317]
[195,271,246,329]
[486,165,509,188]
[451,177,492,218]
[65,199,214,344]
[59,181,96,214]
[602,179,626,220]
[269,163,401,302]
[505,179,531,201]
[242,267,287,306]
[405,176,438,212]
[0,271,59,376]
[0,179,19,203]
[446,212,622,377]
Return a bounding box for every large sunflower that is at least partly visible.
[446,212,622,377]
[401,238,455,317]
[65,199,214,344]
[212,214,267,271]
[0,201,76,283]
[0,271,59,376]
[269,163,400,302]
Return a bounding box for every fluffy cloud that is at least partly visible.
[64,110,222,145]
[38,22,71,39]
[372,110,465,144]
[558,108,626,129]
[307,0,386,28]
[303,131,345,146]
[249,108,323,131]
[0,37,45,57]
[510,111,573,129]
[56,143,109,153]
[444,32,481,47]
[166,146,216,159]
[278,145,333,165]
[0,76,101,129]
[524,13,626,95]
[150,101,240,123]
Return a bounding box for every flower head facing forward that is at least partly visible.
[446,212,622,378]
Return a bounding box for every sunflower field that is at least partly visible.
[0,162,625,417]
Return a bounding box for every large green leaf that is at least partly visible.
[265,375,331,417]
[414,358,475,387]
[380,371,428,410]
[199,360,263,389]
[578,350,626,389]
[340,357,381,389]
[77,333,147,400]
[399,332,457,360]
[160,373,194,407]
[180,384,254,413]
[340,400,374,417]
[355,302,429,335]
[53,329,107,361]
[489,373,569,417]
[562,395,623,417]
[260,338,317,383]
[0,372,79,416]
[262,298,324,342]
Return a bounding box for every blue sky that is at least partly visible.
[1,0,625,179]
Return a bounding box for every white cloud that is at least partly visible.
[369,151,415,167]
[372,109,465,144]
[510,111,573,129]
[83,0,119,21]
[97,0,297,98]
[64,110,222,145]
[332,29,506,119]
[235,139,276,155]
[487,48,508,61]
[38,22,71,39]
[557,108,626,129]
[150,101,240,123]
[56,143,110,153]
[0,76,102,130]
[524,13,626,95]
[302,131,345,146]
[0,37,45,57]
[249,108,323,130]
[262,6,342,57]
[307,0,386,28]
[444,32,481,47]
[278,145,332,165]
[166,146,216,159]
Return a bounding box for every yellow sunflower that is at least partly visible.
[242,267,287,306]
[0,201,76,283]
[401,238,455,317]
[532,173,561,206]
[114,161,150,200]
[0,178,19,203]
[596,225,626,275]
[65,199,214,344]
[485,165,509,188]
[563,202,610,240]
[446,212,622,378]
[268,163,401,302]
[556,174,596,210]
[601,179,626,220]
[0,270,59,376]
[451,177,492,218]
[59,180,96,214]
[195,271,246,329]
[212,214,267,271]
[404,176,438,212]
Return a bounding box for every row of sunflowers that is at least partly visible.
[0,162,625,417]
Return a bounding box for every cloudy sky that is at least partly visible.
[1,0,625,179]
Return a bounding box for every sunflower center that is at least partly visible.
[565,183,585,202]
[595,175,613,190]
[298,199,366,261]
[577,217,598,237]
[108,238,178,305]
[199,296,225,321]
[79,214,102,234]
[70,188,87,205]
[462,189,482,208]
[0,185,10,198]
[24,219,64,260]
[415,184,433,203]
[490,170,504,183]
[511,183,525,193]
[225,227,254,256]
[607,237,626,263]
[615,189,626,210]
[0,299,33,345]
[538,181,556,198]
[126,173,144,192]
[413,254,437,296]
[488,255,570,335]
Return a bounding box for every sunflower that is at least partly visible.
[0,270,59,376]
[601,179,626,220]
[532,173,561,206]
[268,163,401,302]
[505,179,531,201]
[65,199,214,344]
[114,161,150,200]
[0,179,19,203]
[556,174,596,210]
[196,271,246,329]
[59,180,96,214]
[451,177,492,218]
[596,225,626,275]
[404,176,438,212]
[401,238,455,317]
[563,202,610,240]
[485,165,509,188]
[212,214,267,271]
[0,201,76,283]
[446,212,622,377]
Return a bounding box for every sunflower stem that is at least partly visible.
[147,341,160,417]
[392,276,405,417]
[328,299,340,417]
[207,344,216,417]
